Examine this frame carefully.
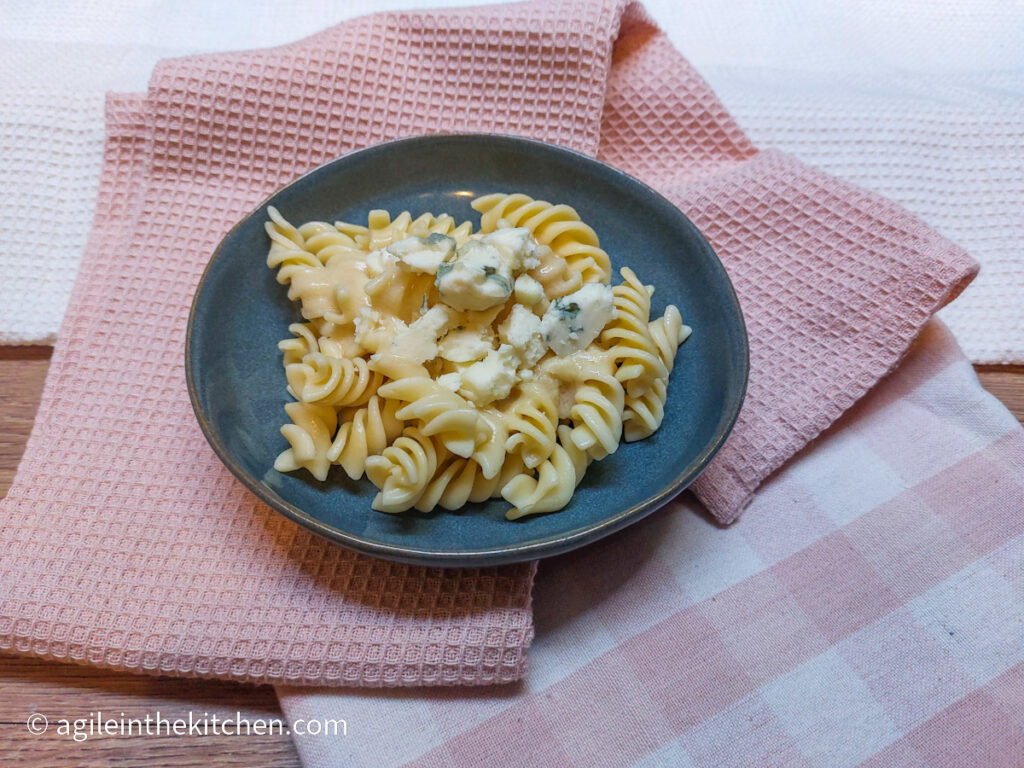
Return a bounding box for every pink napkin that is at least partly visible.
[279,320,1024,766]
[0,0,975,687]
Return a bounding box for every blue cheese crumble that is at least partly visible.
[454,344,520,406]
[434,228,539,312]
[540,283,615,355]
[387,233,456,274]
[499,304,547,369]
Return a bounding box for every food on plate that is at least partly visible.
[265,193,690,519]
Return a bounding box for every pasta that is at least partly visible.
[285,352,382,407]
[502,441,579,520]
[567,364,626,461]
[364,427,440,513]
[377,377,485,459]
[472,193,611,284]
[601,267,668,396]
[266,194,690,519]
[327,395,403,480]
[503,381,559,468]
[623,305,692,441]
[274,401,338,482]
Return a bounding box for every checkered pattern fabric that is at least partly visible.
[0,0,978,689]
[278,320,1024,766]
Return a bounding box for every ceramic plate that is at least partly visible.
[186,134,748,567]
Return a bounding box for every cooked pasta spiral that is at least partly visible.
[265,205,315,270]
[327,395,403,479]
[648,304,691,375]
[364,427,441,513]
[601,267,668,397]
[363,210,415,251]
[471,410,509,480]
[359,209,474,251]
[528,245,582,304]
[557,424,592,487]
[266,228,320,281]
[622,377,668,442]
[504,382,559,468]
[415,452,528,512]
[377,377,484,458]
[406,211,474,244]
[418,457,485,511]
[502,440,579,520]
[285,353,382,407]
[279,322,321,366]
[569,368,626,461]
[472,193,611,284]
[296,221,362,263]
[623,305,691,441]
[274,401,338,482]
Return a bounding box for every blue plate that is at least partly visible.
[186,134,748,567]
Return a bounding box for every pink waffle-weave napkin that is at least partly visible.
[0,0,975,687]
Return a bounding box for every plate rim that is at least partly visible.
[185,132,749,567]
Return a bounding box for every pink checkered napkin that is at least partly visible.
[279,320,1024,767]
[0,0,975,687]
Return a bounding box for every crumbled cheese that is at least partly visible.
[365,248,397,278]
[434,228,544,312]
[457,344,519,406]
[539,283,615,355]
[436,372,462,392]
[435,240,513,311]
[514,274,544,306]
[556,383,577,420]
[353,307,377,344]
[499,304,547,369]
[372,305,451,371]
[438,326,494,363]
[354,307,405,354]
[481,227,539,271]
[386,233,456,274]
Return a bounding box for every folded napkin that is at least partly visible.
[279,319,1024,766]
[709,68,1024,365]
[0,0,975,687]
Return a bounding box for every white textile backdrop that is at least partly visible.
[2,0,1021,360]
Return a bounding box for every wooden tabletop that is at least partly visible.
[1,345,1022,767]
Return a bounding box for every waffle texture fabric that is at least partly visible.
[279,320,1024,767]
[709,68,1024,364]
[0,0,975,686]
[1,0,1019,363]
[0,0,491,346]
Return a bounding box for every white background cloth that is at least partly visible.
[3,0,1022,360]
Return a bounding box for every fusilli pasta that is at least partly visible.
[472,193,612,284]
[265,196,690,520]
[364,426,441,513]
[601,267,668,397]
[623,305,691,441]
[274,401,338,482]
[504,381,559,468]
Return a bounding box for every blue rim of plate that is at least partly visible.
[185,133,748,567]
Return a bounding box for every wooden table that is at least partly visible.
[2,345,1022,766]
